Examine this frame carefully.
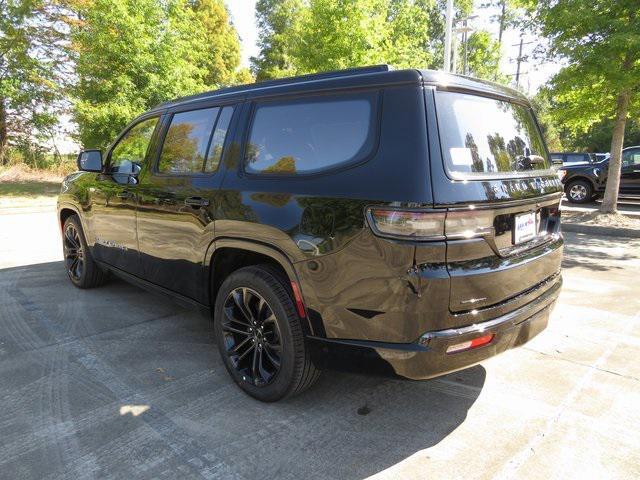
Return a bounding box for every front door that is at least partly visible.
[620,148,640,195]
[136,105,236,301]
[90,116,160,275]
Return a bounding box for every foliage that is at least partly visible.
[67,0,245,149]
[0,0,67,164]
[521,1,639,128]
[462,30,504,81]
[252,0,304,81]
[521,0,639,212]
[534,86,640,152]
[251,0,502,82]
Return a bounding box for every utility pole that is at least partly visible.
[463,18,469,75]
[515,36,524,87]
[443,0,454,72]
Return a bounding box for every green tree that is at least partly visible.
[463,30,504,81]
[251,0,303,80]
[251,0,501,82]
[0,0,65,164]
[523,0,640,213]
[68,0,244,149]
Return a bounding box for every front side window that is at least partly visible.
[623,149,640,167]
[436,91,551,178]
[245,92,377,175]
[158,108,219,174]
[109,117,159,175]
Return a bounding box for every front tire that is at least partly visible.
[214,265,320,402]
[565,179,593,204]
[62,215,108,288]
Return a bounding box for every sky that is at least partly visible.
[225,0,561,94]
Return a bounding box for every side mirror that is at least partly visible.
[77,150,103,172]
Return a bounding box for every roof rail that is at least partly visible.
[253,64,393,88]
[151,65,393,111]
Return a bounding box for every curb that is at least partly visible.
[562,223,640,239]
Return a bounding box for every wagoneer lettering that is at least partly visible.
[58,65,563,402]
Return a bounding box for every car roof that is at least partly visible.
[147,65,529,114]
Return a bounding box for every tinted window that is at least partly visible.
[436,92,550,178]
[109,117,158,175]
[623,149,640,166]
[204,106,233,173]
[566,154,587,163]
[158,108,219,174]
[245,93,376,175]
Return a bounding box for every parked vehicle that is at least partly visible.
[550,152,595,166]
[558,146,640,203]
[58,65,564,401]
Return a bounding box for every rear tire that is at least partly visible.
[214,265,320,402]
[565,179,593,204]
[62,215,108,288]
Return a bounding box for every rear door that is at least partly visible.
[426,88,563,314]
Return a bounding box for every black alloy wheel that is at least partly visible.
[222,287,283,386]
[214,265,320,401]
[61,215,108,288]
[63,222,85,282]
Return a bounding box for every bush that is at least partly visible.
[2,146,77,177]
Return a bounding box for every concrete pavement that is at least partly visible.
[0,207,639,479]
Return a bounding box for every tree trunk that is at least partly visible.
[0,97,7,166]
[600,89,630,214]
[498,0,506,45]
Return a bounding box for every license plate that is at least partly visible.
[514,211,537,244]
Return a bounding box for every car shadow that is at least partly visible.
[0,260,485,480]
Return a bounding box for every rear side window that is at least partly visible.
[205,106,233,173]
[245,92,377,175]
[566,154,586,163]
[436,91,551,178]
[158,108,219,174]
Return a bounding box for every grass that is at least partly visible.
[0,181,61,198]
[0,165,63,209]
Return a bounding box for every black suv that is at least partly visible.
[58,66,563,401]
[558,146,640,203]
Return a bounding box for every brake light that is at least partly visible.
[368,208,445,240]
[446,333,495,354]
[444,209,494,239]
[367,207,494,241]
[557,169,566,181]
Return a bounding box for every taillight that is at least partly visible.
[444,209,494,239]
[367,207,494,241]
[367,208,445,240]
[557,169,566,181]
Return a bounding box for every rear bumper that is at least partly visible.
[308,275,561,380]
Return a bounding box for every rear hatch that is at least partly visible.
[427,87,563,314]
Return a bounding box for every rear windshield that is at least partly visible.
[435,91,551,178]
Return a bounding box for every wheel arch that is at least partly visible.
[564,175,596,192]
[205,239,313,334]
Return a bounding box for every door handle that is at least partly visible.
[184,196,209,208]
